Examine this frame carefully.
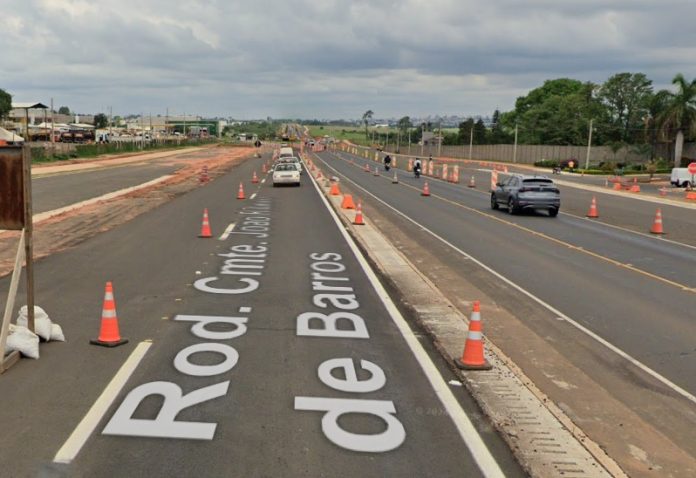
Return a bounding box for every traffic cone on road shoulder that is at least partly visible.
[354,201,365,225]
[586,196,599,218]
[456,301,491,370]
[252,171,259,184]
[364,163,370,172]
[468,176,476,188]
[329,182,341,196]
[650,208,665,234]
[199,208,212,238]
[237,183,246,200]
[341,194,356,209]
[373,166,379,176]
[421,181,431,197]
[90,282,128,347]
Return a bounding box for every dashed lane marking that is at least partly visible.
[219,223,236,241]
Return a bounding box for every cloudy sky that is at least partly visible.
[2,0,695,120]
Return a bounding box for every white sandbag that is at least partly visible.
[50,323,66,342]
[17,305,52,341]
[5,324,40,359]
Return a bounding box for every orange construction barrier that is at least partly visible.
[354,201,365,225]
[456,301,491,370]
[199,208,213,238]
[329,182,341,196]
[341,194,356,209]
[237,183,246,200]
[90,282,128,347]
[421,181,431,197]
[650,208,664,234]
[613,182,622,191]
[686,191,696,201]
[586,196,599,218]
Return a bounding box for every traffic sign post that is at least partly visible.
[688,162,696,188]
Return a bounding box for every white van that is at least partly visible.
[670,168,695,187]
[279,147,294,158]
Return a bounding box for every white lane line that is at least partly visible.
[307,169,505,477]
[315,155,696,406]
[53,341,152,464]
[219,222,236,241]
[261,178,266,184]
[250,192,257,200]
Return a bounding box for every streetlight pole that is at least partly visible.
[420,123,424,156]
[437,121,442,157]
[468,125,473,160]
[584,118,594,171]
[408,128,411,155]
[513,123,518,163]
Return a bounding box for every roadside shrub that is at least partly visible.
[534,159,559,168]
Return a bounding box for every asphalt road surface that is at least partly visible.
[312,147,696,474]
[0,152,523,477]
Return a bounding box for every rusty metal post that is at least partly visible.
[23,145,35,332]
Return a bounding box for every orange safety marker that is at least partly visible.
[252,171,259,183]
[364,163,370,172]
[456,301,491,370]
[329,182,341,196]
[90,282,128,347]
[354,201,365,225]
[199,208,213,238]
[199,165,209,183]
[373,166,379,176]
[650,208,665,234]
[586,196,599,218]
[341,194,356,209]
[237,182,246,200]
[630,177,641,193]
[421,181,431,196]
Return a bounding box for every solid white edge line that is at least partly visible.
[317,152,696,406]
[53,341,152,464]
[307,165,506,477]
[219,222,236,241]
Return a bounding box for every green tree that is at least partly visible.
[503,79,605,145]
[58,106,70,115]
[458,118,474,144]
[397,116,412,135]
[362,110,373,140]
[597,72,653,143]
[489,109,511,144]
[0,88,11,119]
[93,113,108,129]
[657,73,696,167]
[474,119,487,144]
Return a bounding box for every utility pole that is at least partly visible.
[408,128,411,155]
[420,123,424,156]
[140,113,144,149]
[437,121,442,157]
[584,119,594,171]
[50,98,55,156]
[109,106,112,141]
[513,123,518,163]
[469,125,474,160]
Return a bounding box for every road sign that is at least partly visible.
[688,162,696,175]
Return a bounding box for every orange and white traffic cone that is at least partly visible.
[421,181,431,197]
[650,208,664,234]
[237,183,246,200]
[373,166,379,176]
[364,163,370,172]
[354,201,365,225]
[199,165,209,183]
[252,171,259,184]
[468,176,476,188]
[586,196,599,218]
[456,301,491,370]
[199,208,212,238]
[329,182,341,196]
[90,282,128,347]
[392,170,398,184]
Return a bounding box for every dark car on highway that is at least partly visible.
[491,175,560,216]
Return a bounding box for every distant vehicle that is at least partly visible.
[272,162,301,186]
[670,168,695,187]
[279,147,294,158]
[491,175,560,217]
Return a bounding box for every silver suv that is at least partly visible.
[491,175,560,217]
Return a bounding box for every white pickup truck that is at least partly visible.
[670,168,695,187]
